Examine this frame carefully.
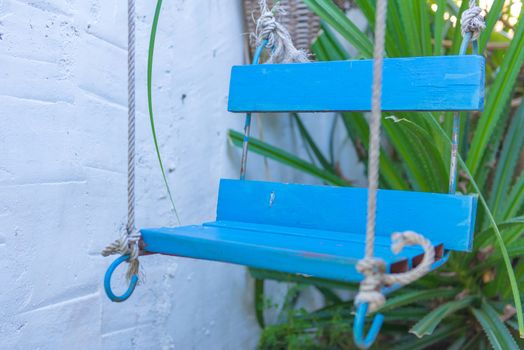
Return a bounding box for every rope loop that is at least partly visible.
[254,0,309,63]
[102,227,141,282]
[355,231,435,313]
[461,0,485,40]
[384,231,435,286]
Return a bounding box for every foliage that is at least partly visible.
[228,1,524,348]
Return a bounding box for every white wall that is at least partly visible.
[0,1,260,349]
[0,1,364,349]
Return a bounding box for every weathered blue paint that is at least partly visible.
[140,180,477,282]
[228,55,485,112]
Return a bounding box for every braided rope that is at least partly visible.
[355,0,436,313]
[254,0,309,63]
[101,0,141,281]
[364,0,387,260]
[461,0,485,40]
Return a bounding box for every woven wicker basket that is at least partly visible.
[242,0,348,57]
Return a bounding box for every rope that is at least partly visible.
[101,0,141,282]
[461,0,485,40]
[355,0,435,313]
[254,0,309,64]
[240,0,308,179]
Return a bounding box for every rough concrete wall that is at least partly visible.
[0,1,262,349]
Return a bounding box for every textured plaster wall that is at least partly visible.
[0,0,260,349]
[0,1,363,349]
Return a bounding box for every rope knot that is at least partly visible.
[253,0,309,64]
[101,226,141,281]
[355,257,387,312]
[256,7,278,48]
[461,2,485,40]
[355,231,435,314]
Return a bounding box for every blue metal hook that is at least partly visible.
[353,303,385,349]
[104,254,139,302]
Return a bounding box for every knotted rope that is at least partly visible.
[461,0,485,40]
[355,233,435,312]
[354,0,435,313]
[254,0,309,64]
[101,0,141,282]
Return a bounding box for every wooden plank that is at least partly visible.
[217,179,478,252]
[228,55,485,112]
[140,224,442,282]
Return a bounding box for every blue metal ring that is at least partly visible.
[353,303,384,350]
[104,254,139,302]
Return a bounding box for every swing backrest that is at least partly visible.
[224,56,483,253]
[216,179,478,252]
[228,56,485,113]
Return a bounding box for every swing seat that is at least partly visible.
[141,179,477,282]
[141,55,483,283]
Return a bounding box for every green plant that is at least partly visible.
[229,1,524,348]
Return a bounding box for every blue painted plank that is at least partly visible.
[217,180,478,252]
[140,224,444,282]
[204,220,434,258]
[228,56,485,112]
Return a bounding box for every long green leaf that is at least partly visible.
[254,278,265,329]
[467,12,524,177]
[471,301,519,350]
[310,30,410,190]
[503,172,524,220]
[410,296,475,337]
[450,0,470,54]
[353,0,375,27]
[395,0,421,56]
[384,116,448,192]
[340,112,410,190]
[386,0,409,56]
[427,117,524,338]
[433,0,447,55]
[292,114,335,173]
[415,0,431,56]
[478,0,506,53]
[475,99,513,218]
[489,102,524,219]
[312,23,349,61]
[228,130,348,186]
[303,0,373,57]
[148,0,180,223]
[475,216,524,248]
[378,288,458,313]
[393,323,464,350]
[448,336,468,350]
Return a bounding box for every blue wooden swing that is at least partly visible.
[105,49,483,291]
[134,52,483,283]
[103,3,484,348]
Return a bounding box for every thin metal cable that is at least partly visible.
[102,0,140,281]
[449,0,485,193]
